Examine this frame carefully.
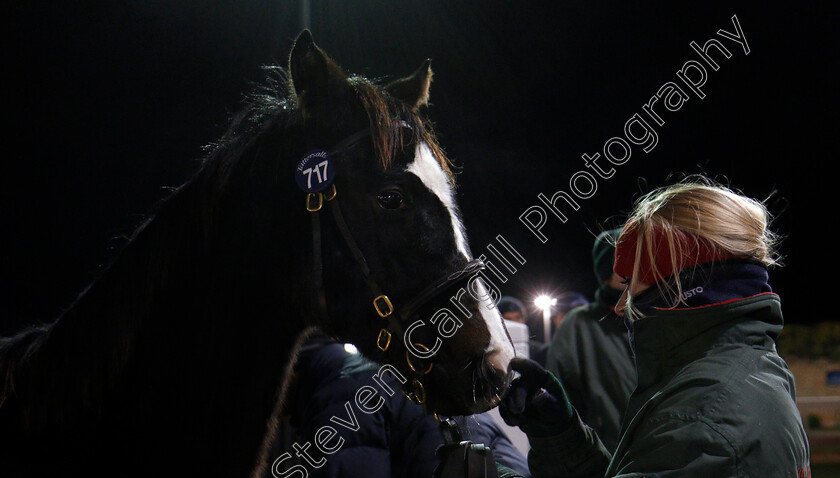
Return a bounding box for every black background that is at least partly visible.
[3,1,837,333]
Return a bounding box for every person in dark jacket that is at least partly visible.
[546,228,634,452]
[498,295,545,364]
[549,292,589,330]
[498,296,529,326]
[275,331,530,478]
[529,292,588,367]
[495,179,810,477]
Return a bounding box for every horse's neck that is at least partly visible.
[11,177,306,449]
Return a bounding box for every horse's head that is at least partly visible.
[220,31,514,415]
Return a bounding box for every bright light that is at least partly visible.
[344,343,358,354]
[534,295,557,311]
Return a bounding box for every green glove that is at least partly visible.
[499,357,575,437]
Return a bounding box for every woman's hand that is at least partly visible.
[499,358,575,438]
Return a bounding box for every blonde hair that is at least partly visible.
[621,176,780,318]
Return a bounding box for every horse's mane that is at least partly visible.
[0,326,49,409]
[0,62,452,415]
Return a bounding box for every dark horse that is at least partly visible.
[0,31,514,476]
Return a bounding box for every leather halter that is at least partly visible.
[305,127,486,407]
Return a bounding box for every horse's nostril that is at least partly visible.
[486,361,510,390]
[477,356,511,396]
[485,346,514,374]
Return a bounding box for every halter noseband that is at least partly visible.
[304,127,485,409]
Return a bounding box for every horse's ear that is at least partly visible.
[289,30,349,118]
[385,59,433,110]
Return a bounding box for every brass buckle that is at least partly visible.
[410,378,426,405]
[406,343,434,375]
[376,328,392,351]
[323,184,337,202]
[306,192,323,212]
[401,379,426,405]
[373,295,394,318]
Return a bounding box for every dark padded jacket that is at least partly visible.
[546,287,635,452]
[282,336,529,478]
[529,292,810,478]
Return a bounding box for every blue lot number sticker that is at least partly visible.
[295,150,335,193]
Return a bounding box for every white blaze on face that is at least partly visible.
[407,142,515,373]
[406,142,470,260]
[474,280,516,372]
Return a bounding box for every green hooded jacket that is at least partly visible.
[529,293,810,478]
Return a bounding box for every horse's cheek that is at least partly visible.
[437,314,462,339]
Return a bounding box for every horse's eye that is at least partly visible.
[377,190,404,210]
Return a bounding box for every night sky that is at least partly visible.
[3,1,837,333]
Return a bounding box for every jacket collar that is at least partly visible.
[631,292,783,390]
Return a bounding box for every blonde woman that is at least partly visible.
[496,179,810,478]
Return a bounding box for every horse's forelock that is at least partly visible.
[348,76,453,181]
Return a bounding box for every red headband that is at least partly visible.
[613,224,730,286]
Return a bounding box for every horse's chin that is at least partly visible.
[424,365,513,416]
[425,387,507,416]
[465,390,505,415]
[479,390,505,411]
[423,397,477,417]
